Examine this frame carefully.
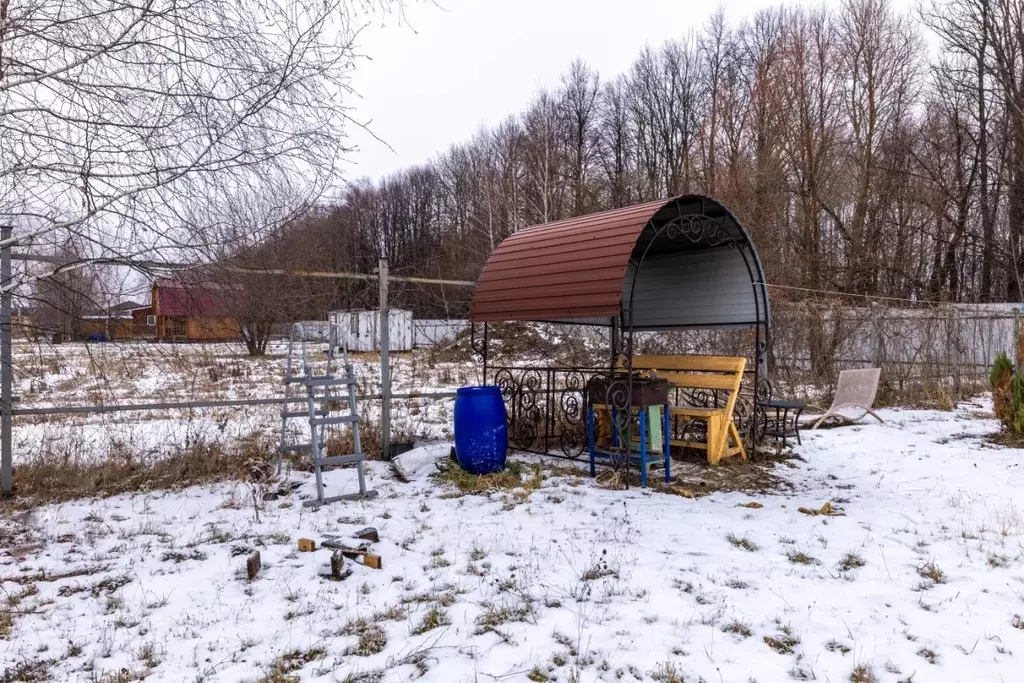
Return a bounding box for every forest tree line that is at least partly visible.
[255,0,1024,318]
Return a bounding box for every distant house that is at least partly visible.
[150,278,239,342]
[111,300,145,315]
[75,301,146,341]
[78,312,132,341]
[129,304,157,340]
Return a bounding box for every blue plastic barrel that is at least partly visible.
[453,385,508,474]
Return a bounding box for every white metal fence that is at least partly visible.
[413,319,469,348]
[770,303,1020,379]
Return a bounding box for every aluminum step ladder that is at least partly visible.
[276,323,377,507]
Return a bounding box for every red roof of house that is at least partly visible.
[153,278,235,317]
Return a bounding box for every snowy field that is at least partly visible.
[3,396,1023,682]
[10,340,475,465]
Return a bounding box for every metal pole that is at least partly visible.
[1,225,12,495]
[482,323,488,384]
[379,258,391,461]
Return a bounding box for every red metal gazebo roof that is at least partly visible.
[470,199,668,322]
[469,195,771,330]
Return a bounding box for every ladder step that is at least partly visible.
[310,377,357,387]
[310,415,359,426]
[287,376,357,387]
[303,490,380,508]
[317,454,364,466]
[277,442,325,453]
[281,410,327,419]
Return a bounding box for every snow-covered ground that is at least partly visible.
[3,397,1023,682]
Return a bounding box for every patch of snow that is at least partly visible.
[391,443,452,482]
[3,398,1023,682]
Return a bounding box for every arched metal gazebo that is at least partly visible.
[469,194,771,457]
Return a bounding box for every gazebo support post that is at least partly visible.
[754,322,762,452]
[609,317,619,372]
[471,322,490,385]
[483,323,489,384]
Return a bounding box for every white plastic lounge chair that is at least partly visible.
[806,368,884,429]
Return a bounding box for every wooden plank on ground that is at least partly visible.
[352,527,379,543]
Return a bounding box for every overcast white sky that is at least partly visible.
[342,0,918,184]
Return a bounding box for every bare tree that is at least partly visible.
[699,8,731,196]
[559,59,600,215]
[835,0,921,294]
[31,241,102,341]
[778,6,842,294]
[597,76,634,208]
[1,0,397,290]
[225,0,1024,314]
[983,0,1024,297]
[203,181,328,355]
[522,90,567,224]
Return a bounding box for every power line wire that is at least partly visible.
[10,253,476,287]
[761,282,1021,307]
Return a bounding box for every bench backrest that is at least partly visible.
[618,354,747,413]
[627,354,746,373]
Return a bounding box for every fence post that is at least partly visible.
[1,225,12,495]
[378,258,391,461]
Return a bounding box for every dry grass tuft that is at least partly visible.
[412,606,450,635]
[764,625,800,655]
[258,647,326,683]
[850,664,876,683]
[1,659,54,682]
[726,533,760,552]
[323,419,415,462]
[649,661,685,682]
[3,435,273,508]
[838,552,866,571]
[474,600,533,635]
[722,619,752,638]
[580,557,617,581]
[433,459,545,495]
[916,561,946,584]
[787,550,820,566]
[826,638,851,655]
[0,609,13,639]
[345,624,387,656]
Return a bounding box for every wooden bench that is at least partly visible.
[623,355,748,465]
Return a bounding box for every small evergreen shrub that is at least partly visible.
[990,352,1013,389]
